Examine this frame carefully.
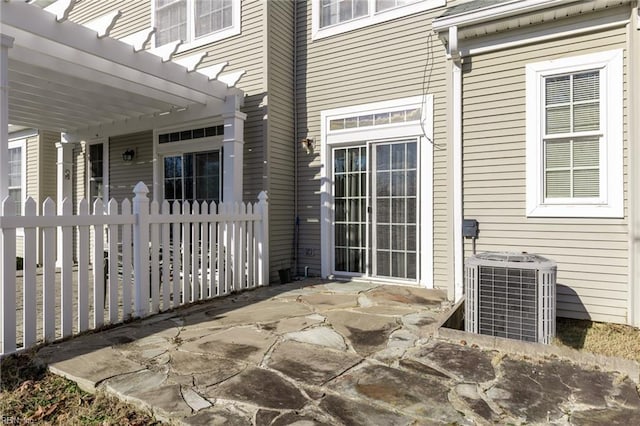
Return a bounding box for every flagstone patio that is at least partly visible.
[34,279,640,425]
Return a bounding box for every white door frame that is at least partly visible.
[320,95,434,287]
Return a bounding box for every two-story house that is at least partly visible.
[2,0,639,328]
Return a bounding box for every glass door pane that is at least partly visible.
[373,141,417,280]
[333,146,367,274]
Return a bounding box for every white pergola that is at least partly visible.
[0,0,247,204]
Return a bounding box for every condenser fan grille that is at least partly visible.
[478,266,538,342]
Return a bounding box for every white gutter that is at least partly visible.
[448,26,464,302]
[433,0,583,32]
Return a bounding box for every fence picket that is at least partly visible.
[1,197,17,353]
[224,204,232,295]
[42,198,56,342]
[23,197,37,348]
[192,201,200,301]
[150,200,160,313]
[77,199,90,332]
[171,200,181,307]
[182,201,191,303]
[121,199,132,319]
[161,200,171,310]
[92,199,105,328]
[107,199,119,324]
[61,198,73,337]
[247,203,255,288]
[200,202,208,300]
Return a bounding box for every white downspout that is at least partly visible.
[628,0,640,327]
[449,26,464,302]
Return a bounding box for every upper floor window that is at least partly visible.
[313,0,445,39]
[153,0,241,51]
[525,50,623,218]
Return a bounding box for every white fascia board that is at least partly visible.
[432,0,582,32]
[1,1,229,103]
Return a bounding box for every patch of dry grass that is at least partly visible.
[555,318,640,363]
[0,352,163,425]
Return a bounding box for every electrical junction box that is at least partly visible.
[462,219,478,238]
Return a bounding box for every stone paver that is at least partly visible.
[33,280,640,425]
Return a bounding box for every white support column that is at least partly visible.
[0,34,15,202]
[222,94,246,203]
[56,141,74,268]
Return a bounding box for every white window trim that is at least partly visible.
[8,138,26,236]
[150,0,241,54]
[320,95,434,287]
[525,49,623,218]
[152,121,225,203]
[86,139,109,206]
[312,0,446,40]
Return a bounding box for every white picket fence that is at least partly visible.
[0,182,269,355]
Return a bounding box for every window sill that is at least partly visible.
[526,203,624,219]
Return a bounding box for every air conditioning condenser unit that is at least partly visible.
[465,252,556,344]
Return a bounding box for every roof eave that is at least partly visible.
[432,0,583,32]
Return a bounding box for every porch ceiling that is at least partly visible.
[1,0,242,140]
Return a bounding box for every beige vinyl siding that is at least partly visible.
[25,136,38,202]
[15,135,39,260]
[266,0,295,278]
[68,0,150,39]
[72,143,86,262]
[295,1,451,285]
[461,26,629,323]
[39,131,58,204]
[173,0,267,203]
[108,131,154,202]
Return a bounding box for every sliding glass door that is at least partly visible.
[333,140,418,280]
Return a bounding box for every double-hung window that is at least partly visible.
[154,0,240,50]
[525,50,623,218]
[8,139,26,216]
[313,0,445,39]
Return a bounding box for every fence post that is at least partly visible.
[256,191,269,286]
[133,182,150,318]
[1,197,17,354]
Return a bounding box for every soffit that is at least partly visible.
[433,0,632,39]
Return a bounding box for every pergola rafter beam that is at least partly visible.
[83,10,121,38]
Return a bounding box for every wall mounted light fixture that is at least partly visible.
[300,138,313,154]
[122,149,135,162]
